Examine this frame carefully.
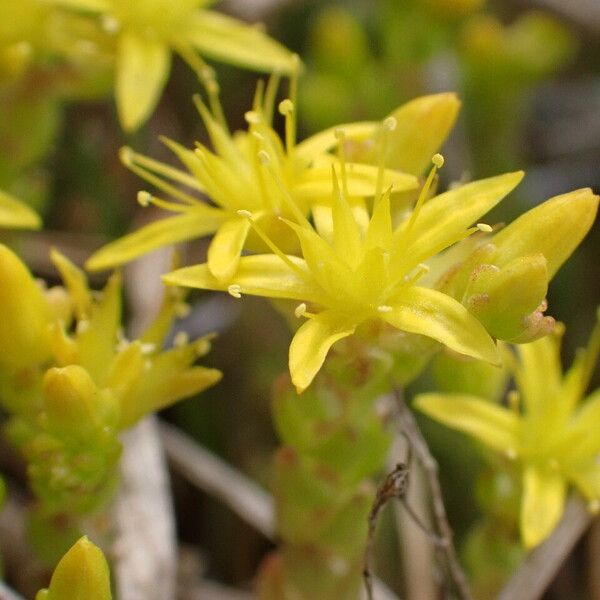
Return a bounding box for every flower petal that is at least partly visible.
[0,190,41,230]
[45,0,108,11]
[116,31,171,131]
[164,255,323,303]
[391,171,524,277]
[183,10,295,73]
[294,164,417,198]
[296,122,377,161]
[384,286,499,364]
[289,310,356,393]
[85,208,226,272]
[207,217,251,282]
[414,393,520,452]
[521,467,566,548]
[492,188,599,279]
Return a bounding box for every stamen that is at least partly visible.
[295,303,307,318]
[136,191,189,213]
[505,447,517,460]
[476,223,493,233]
[375,117,397,203]
[245,111,261,125]
[279,99,296,155]
[377,305,393,313]
[263,73,281,124]
[508,390,520,413]
[252,79,265,113]
[405,263,430,284]
[120,147,198,206]
[403,153,445,237]
[228,284,242,299]
[334,128,349,198]
[174,331,190,347]
[236,210,308,278]
[174,302,191,318]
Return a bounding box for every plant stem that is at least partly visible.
[392,389,476,600]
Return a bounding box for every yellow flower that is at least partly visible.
[416,315,600,548]
[48,0,296,130]
[36,536,112,600]
[164,157,524,392]
[0,189,41,229]
[49,249,221,428]
[86,85,433,281]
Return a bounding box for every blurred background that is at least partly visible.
[1,0,599,598]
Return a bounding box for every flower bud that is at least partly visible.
[36,536,112,600]
[42,365,109,436]
[0,244,51,370]
[464,253,552,342]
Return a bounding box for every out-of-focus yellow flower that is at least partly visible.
[0,189,41,229]
[164,156,524,392]
[48,0,296,130]
[86,86,428,281]
[36,536,112,600]
[417,315,600,548]
[50,249,221,427]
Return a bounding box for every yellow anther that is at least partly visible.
[258,150,271,165]
[228,284,242,299]
[383,116,397,132]
[476,223,493,233]
[137,191,151,207]
[278,99,294,115]
[237,210,253,219]
[295,303,307,318]
[119,146,134,166]
[432,153,445,169]
[377,305,393,313]
[505,447,517,460]
[174,302,191,318]
[174,331,190,347]
[244,110,261,124]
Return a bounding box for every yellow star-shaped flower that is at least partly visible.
[416,315,600,548]
[164,156,526,392]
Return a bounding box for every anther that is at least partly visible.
[295,303,307,318]
[476,223,493,233]
[174,302,191,318]
[119,146,134,166]
[174,331,190,347]
[258,150,270,165]
[237,210,253,219]
[505,447,517,460]
[383,116,397,131]
[377,305,393,313]
[137,191,151,207]
[228,284,242,299]
[278,99,294,115]
[432,153,445,169]
[245,110,260,124]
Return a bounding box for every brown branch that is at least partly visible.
[392,389,476,600]
[497,496,592,600]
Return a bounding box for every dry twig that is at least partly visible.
[392,389,475,600]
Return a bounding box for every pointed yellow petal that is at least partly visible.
[183,11,296,73]
[514,334,562,417]
[207,217,251,282]
[42,536,112,600]
[383,93,461,175]
[289,310,356,393]
[0,189,41,229]
[86,209,226,272]
[559,389,600,463]
[296,122,377,161]
[492,188,599,279]
[51,249,92,319]
[384,286,499,364]
[521,467,566,548]
[45,0,108,10]
[365,192,393,251]
[415,393,520,452]
[392,171,524,276]
[295,164,417,198]
[116,31,171,131]
[164,255,322,303]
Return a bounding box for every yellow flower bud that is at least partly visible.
[465,254,553,342]
[42,365,115,436]
[0,244,51,370]
[37,536,112,600]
